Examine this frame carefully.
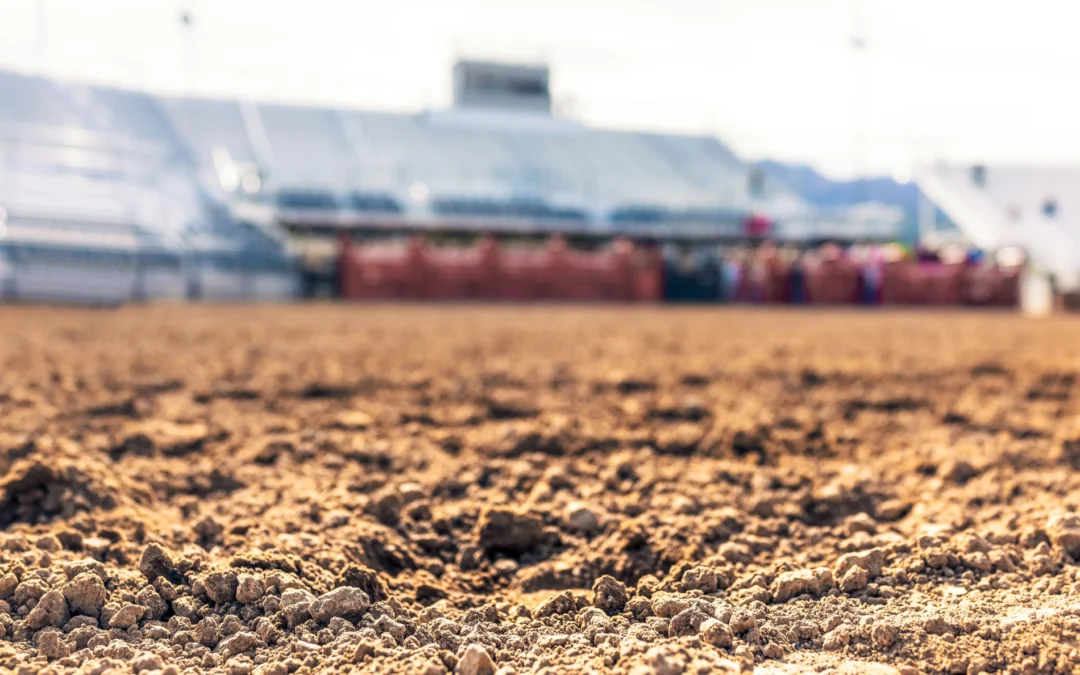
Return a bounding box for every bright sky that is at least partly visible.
[1,0,1079,179]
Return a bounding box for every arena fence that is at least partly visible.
[338,237,1023,307]
[338,234,663,302]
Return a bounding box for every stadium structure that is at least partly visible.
[0,59,906,304]
[915,164,1080,294]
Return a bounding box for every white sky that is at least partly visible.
[1,0,1079,179]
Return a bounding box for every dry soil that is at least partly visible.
[0,306,1078,675]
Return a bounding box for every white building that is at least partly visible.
[915,164,1080,292]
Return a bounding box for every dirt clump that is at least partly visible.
[476,506,546,556]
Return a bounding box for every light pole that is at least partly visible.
[35,0,48,75]
[179,2,196,95]
[851,0,867,202]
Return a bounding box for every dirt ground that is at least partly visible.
[1,305,1079,675]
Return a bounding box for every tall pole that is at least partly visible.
[35,0,48,75]
[179,3,196,95]
[851,0,867,202]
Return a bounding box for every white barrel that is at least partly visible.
[1020,267,1054,317]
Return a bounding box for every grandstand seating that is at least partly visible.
[349,191,404,214]
[0,71,297,304]
[0,71,84,129]
[0,63,911,304]
[275,188,339,211]
[155,84,901,241]
[430,196,588,222]
[257,104,356,191]
[160,97,258,166]
[243,105,774,222]
[0,68,907,246]
[644,134,745,194]
[80,86,187,156]
[610,205,668,225]
[610,205,745,229]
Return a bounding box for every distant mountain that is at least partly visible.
[757,160,922,243]
[757,160,919,211]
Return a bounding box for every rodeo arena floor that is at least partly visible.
[0,302,1077,675]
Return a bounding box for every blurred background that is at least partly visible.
[0,0,1074,307]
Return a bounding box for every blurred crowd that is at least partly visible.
[665,242,1025,306]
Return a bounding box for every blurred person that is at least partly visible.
[916,244,941,264]
[699,249,723,302]
[788,249,807,304]
[856,244,882,305]
[724,246,748,302]
[803,242,862,304]
[760,241,790,303]
[738,242,770,303]
[743,211,773,240]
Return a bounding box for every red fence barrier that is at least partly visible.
[339,235,1021,307]
[736,255,1021,308]
[338,235,663,302]
[337,236,426,300]
[735,250,790,303]
[879,262,1019,307]
[964,266,1021,307]
[803,258,863,305]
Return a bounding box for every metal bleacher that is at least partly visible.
[0,70,297,304]
[0,61,907,304]
[297,108,763,232]
[644,134,747,197]
[343,109,897,238]
[0,71,84,128]
[258,104,357,194]
[160,97,258,166]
